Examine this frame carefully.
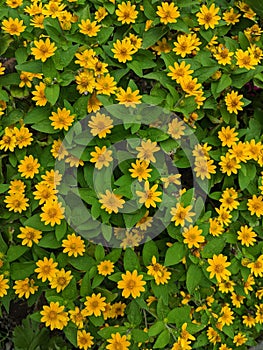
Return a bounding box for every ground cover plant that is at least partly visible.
[0,0,263,349]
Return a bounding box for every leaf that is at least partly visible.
[98,326,128,339]
[95,244,105,261]
[38,233,61,249]
[64,325,77,347]
[10,262,36,280]
[55,220,67,241]
[6,245,28,262]
[15,61,42,73]
[142,240,159,265]
[186,265,203,294]
[124,248,140,271]
[216,74,232,94]
[148,321,165,337]
[167,305,191,326]
[127,300,142,326]
[142,27,168,49]
[45,84,60,105]
[31,119,58,134]
[201,237,225,258]
[0,184,9,193]
[164,242,187,266]
[24,106,51,124]
[153,329,170,349]
[23,214,53,231]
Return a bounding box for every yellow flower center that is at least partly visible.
[47,208,58,218]
[126,279,136,289]
[57,277,66,286]
[204,13,213,23]
[214,264,224,273]
[48,311,57,319]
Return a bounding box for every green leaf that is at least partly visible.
[131,329,149,343]
[62,277,78,300]
[98,326,128,339]
[15,61,42,73]
[6,245,28,262]
[201,237,225,258]
[64,325,77,347]
[23,214,53,231]
[148,321,165,337]
[95,244,105,261]
[24,106,51,124]
[164,242,187,266]
[143,240,159,265]
[45,84,60,105]
[153,329,170,349]
[216,74,232,94]
[186,265,203,294]
[142,27,168,49]
[124,248,140,271]
[0,184,9,193]
[42,59,58,78]
[127,300,142,326]
[167,305,191,326]
[38,233,61,249]
[55,220,67,241]
[10,261,35,279]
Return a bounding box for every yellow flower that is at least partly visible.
[40,200,65,226]
[147,256,171,285]
[17,226,42,247]
[2,17,26,36]
[77,330,94,349]
[40,302,69,330]
[75,49,97,69]
[218,305,234,326]
[207,327,221,345]
[167,61,193,84]
[243,275,255,294]
[194,158,216,180]
[247,139,262,160]
[84,293,106,317]
[233,333,247,347]
[151,37,171,54]
[31,38,57,62]
[228,141,249,163]
[8,179,26,195]
[196,4,221,30]
[255,304,263,324]
[18,155,40,179]
[13,278,38,299]
[65,155,84,167]
[167,117,186,139]
[218,126,239,147]
[225,90,244,114]
[180,76,202,96]
[117,270,146,298]
[219,153,241,176]
[156,2,180,25]
[135,211,153,230]
[19,71,34,88]
[0,127,16,152]
[69,307,87,329]
[106,332,130,350]
[35,257,58,282]
[136,139,160,163]
[6,0,23,8]
[24,1,43,15]
[161,174,181,188]
[112,38,136,63]
[13,125,33,149]
[207,254,231,282]
[76,71,96,94]
[237,225,257,246]
[215,206,232,226]
[218,279,235,293]
[88,112,113,138]
[97,260,115,276]
[173,33,201,58]
[33,182,57,204]
[136,181,162,208]
[95,74,117,95]
[223,8,241,25]
[183,225,205,249]
[62,233,85,257]
[115,87,142,107]
[78,19,101,37]
[87,93,102,113]
[115,1,138,24]
[213,45,234,65]
[219,187,239,211]
[50,268,73,293]
[231,292,245,308]
[128,33,142,51]
[90,146,113,170]
[51,139,69,160]
[95,7,108,22]
[247,255,263,277]
[49,107,75,131]
[99,190,125,214]
[129,159,152,182]
[242,315,256,328]
[4,193,29,213]
[42,1,66,18]
[0,63,5,75]
[235,49,257,70]
[32,82,48,106]
[209,218,224,237]
[111,302,126,318]
[247,195,263,217]
[0,274,9,297]
[41,169,62,188]
[170,203,195,226]
[120,230,142,250]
